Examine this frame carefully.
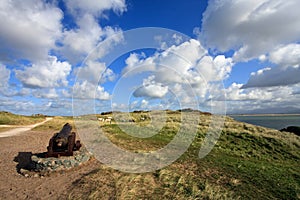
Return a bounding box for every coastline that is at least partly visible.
[229,113,300,117]
[230,114,300,130]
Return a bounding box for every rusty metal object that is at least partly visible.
[47,123,81,157]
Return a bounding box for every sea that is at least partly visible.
[229,115,300,130]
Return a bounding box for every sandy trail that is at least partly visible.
[0,117,53,138]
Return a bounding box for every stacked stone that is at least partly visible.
[31,148,92,172]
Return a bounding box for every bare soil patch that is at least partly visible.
[0,129,100,199]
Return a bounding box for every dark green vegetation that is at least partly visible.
[0,111,46,125]
[63,111,300,200]
[281,126,300,137]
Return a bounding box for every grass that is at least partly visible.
[2,110,290,199]
[36,111,299,199]
[32,116,75,131]
[67,165,237,200]
[0,111,46,125]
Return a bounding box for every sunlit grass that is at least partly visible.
[17,110,298,199]
[0,111,46,125]
[60,111,300,199]
[32,116,76,131]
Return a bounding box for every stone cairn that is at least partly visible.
[20,123,92,176]
[30,148,92,173]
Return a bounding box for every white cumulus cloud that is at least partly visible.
[64,0,126,17]
[75,59,116,85]
[59,0,126,63]
[201,0,300,61]
[196,55,233,82]
[0,0,63,62]
[15,56,71,88]
[60,14,123,63]
[118,37,235,112]
[224,82,299,114]
[133,76,169,99]
[269,43,300,67]
[73,80,111,100]
[33,88,59,99]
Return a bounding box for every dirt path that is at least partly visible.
[0,117,53,138]
[0,121,100,199]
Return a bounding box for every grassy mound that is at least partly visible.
[0,111,46,125]
[56,111,299,199]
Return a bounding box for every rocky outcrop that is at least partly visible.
[280,126,300,136]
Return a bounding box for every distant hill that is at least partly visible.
[0,111,46,125]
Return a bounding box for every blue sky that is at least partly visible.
[1,0,300,116]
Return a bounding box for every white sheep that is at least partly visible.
[105,118,112,124]
[98,117,104,122]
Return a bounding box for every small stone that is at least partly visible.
[20,168,27,174]
[81,155,90,162]
[24,174,29,177]
[33,174,39,178]
[57,165,65,171]
[70,160,76,167]
[46,167,52,171]
[62,160,70,167]
[74,155,81,161]
[31,155,38,161]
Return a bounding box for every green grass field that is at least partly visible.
[63,111,300,200]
